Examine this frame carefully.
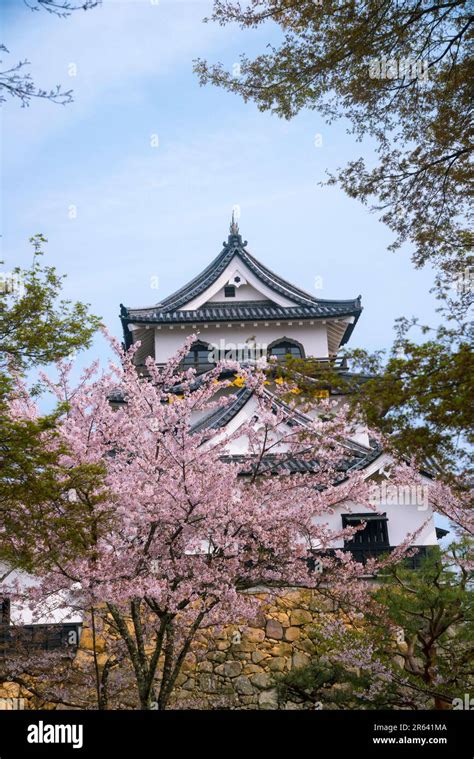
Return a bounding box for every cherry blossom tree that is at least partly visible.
[1,335,442,709]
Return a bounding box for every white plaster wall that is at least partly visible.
[153,322,329,363]
[209,284,268,302]
[301,402,371,449]
[210,394,295,455]
[1,565,82,626]
[347,426,370,449]
[311,502,438,548]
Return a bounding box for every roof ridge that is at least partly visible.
[159,245,233,312]
[125,226,361,315]
[203,298,275,307]
[240,247,322,306]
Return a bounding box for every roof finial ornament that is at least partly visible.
[230,209,239,236]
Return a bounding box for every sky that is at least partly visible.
[1,0,451,541]
[1,0,440,379]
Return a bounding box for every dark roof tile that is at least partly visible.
[120,228,362,347]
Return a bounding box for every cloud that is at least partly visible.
[2,0,227,155]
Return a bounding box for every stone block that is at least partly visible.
[269,642,292,657]
[231,641,255,653]
[175,672,188,687]
[258,689,279,710]
[215,661,242,678]
[241,695,258,705]
[79,627,106,652]
[250,673,273,690]
[292,652,310,670]
[207,651,226,663]
[244,628,265,643]
[290,609,312,626]
[248,611,266,628]
[182,653,197,672]
[198,674,218,694]
[234,675,255,695]
[265,618,283,640]
[295,638,314,654]
[216,640,230,651]
[268,656,287,672]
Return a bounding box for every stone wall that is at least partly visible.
[169,588,324,710]
[0,588,327,710]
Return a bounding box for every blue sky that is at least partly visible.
[2,0,439,376]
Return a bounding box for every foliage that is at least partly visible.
[278,540,474,710]
[275,308,473,480]
[346,316,473,480]
[195,0,473,281]
[0,235,101,373]
[0,235,101,569]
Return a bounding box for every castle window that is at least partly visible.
[1,599,10,626]
[224,285,236,297]
[268,340,303,360]
[181,341,213,374]
[342,513,389,562]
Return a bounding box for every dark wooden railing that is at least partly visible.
[311,545,432,572]
[0,623,82,655]
[346,544,430,568]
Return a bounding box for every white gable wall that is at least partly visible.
[181,256,302,310]
[209,283,269,302]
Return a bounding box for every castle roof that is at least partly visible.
[120,221,362,348]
